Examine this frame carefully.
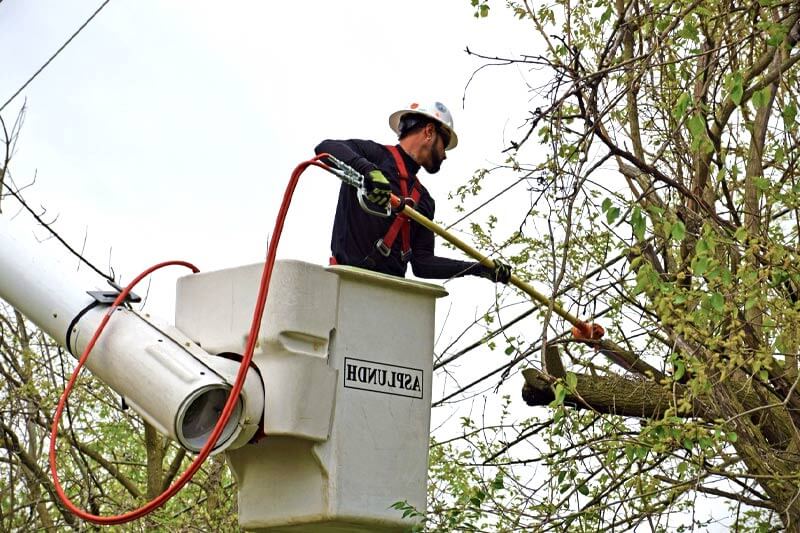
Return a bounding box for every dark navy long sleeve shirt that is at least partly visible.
[315,138,486,280]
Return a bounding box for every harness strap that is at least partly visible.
[377,145,421,261]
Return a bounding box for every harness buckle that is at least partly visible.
[375,239,392,257]
[401,249,413,263]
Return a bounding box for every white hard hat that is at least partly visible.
[389,101,459,150]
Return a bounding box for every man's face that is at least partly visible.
[422,125,448,174]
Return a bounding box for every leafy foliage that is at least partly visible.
[432,0,800,530]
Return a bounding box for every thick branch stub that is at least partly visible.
[522,368,673,418]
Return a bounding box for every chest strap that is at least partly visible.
[376,145,422,262]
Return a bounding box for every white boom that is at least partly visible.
[0,216,263,453]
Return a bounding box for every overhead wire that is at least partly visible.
[0,0,113,114]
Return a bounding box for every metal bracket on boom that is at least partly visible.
[87,279,142,305]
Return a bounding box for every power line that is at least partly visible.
[0,0,113,114]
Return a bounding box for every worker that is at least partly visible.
[316,100,511,284]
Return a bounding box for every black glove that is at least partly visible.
[363,170,392,208]
[479,260,512,284]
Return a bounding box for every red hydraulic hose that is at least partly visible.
[49,156,334,525]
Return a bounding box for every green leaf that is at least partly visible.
[601,197,613,212]
[625,445,635,462]
[727,431,738,443]
[735,227,748,243]
[752,87,771,109]
[599,5,613,25]
[631,206,646,240]
[671,220,686,241]
[687,114,706,137]
[492,475,504,490]
[551,383,567,407]
[606,206,620,224]
[577,483,590,496]
[783,103,797,125]
[729,73,744,105]
[692,257,709,276]
[710,292,725,311]
[673,360,686,382]
[565,372,578,390]
[678,20,699,41]
[673,92,691,119]
[754,177,770,191]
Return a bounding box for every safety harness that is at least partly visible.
[375,144,422,262]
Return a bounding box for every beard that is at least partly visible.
[424,151,444,174]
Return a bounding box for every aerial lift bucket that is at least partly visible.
[175,259,447,532]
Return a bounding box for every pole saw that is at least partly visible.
[322,154,663,380]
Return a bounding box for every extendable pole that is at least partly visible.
[392,197,664,380]
[396,202,577,321]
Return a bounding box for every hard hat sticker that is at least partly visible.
[343,357,424,399]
